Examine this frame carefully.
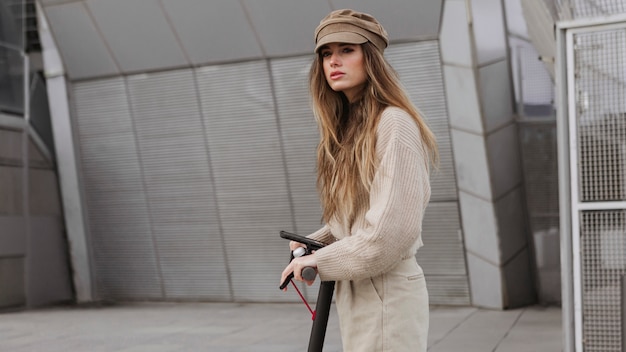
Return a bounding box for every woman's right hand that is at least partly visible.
[280,252,318,291]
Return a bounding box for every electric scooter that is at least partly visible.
[279,231,335,352]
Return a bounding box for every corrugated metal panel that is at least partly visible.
[195,61,293,302]
[386,41,458,202]
[424,276,472,305]
[73,78,162,299]
[419,203,466,276]
[269,56,320,235]
[269,56,323,302]
[126,69,230,300]
[418,202,470,305]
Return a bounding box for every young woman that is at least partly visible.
[280,9,438,351]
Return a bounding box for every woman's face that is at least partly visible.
[320,43,367,102]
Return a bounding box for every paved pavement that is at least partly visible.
[0,302,561,351]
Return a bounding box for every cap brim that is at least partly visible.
[314,32,368,53]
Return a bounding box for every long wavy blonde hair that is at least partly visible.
[310,42,439,224]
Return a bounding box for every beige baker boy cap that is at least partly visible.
[314,9,389,53]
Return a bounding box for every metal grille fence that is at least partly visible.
[575,28,626,203]
[566,0,626,19]
[569,24,626,351]
[580,211,626,351]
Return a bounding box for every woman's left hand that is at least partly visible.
[280,253,318,291]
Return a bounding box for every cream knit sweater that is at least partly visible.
[309,106,431,282]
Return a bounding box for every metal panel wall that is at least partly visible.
[73,78,162,299]
[195,62,293,302]
[126,70,230,300]
[72,41,468,304]
[419,203,469,305]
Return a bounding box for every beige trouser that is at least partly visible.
[335,257,429,352]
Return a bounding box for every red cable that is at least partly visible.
[291,280,316,320]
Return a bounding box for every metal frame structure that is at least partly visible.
[556,12,626,352]
[36,3,95,302]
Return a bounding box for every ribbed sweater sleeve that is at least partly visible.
[307,224,334,245]
[314,107,431,281]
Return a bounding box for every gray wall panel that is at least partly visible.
[1,120,72,307]
[29,169,62,216]
[0,216,26,256]
[418,202,470,305]
[0,256,24,307]
[419,203,466,275]
[161,0,263,65]
[0,165,22,215]
[424,276,471,306]
[43,3,120,80]
[85,0,188,73]
[0,129,23,163]
[241,0,331,57]
[29,216,73,306]
[74,78,162,299]
[43,1,445,80]
[333,0,442,40]
[127,69,230,300]
[270,56,321,235]
[196,62,293,302]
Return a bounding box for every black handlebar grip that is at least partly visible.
[302,267,317,281]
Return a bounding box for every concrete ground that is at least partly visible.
[0,302,561,351]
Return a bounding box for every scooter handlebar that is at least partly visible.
[280,231,325,251]
[279,231,324,289]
